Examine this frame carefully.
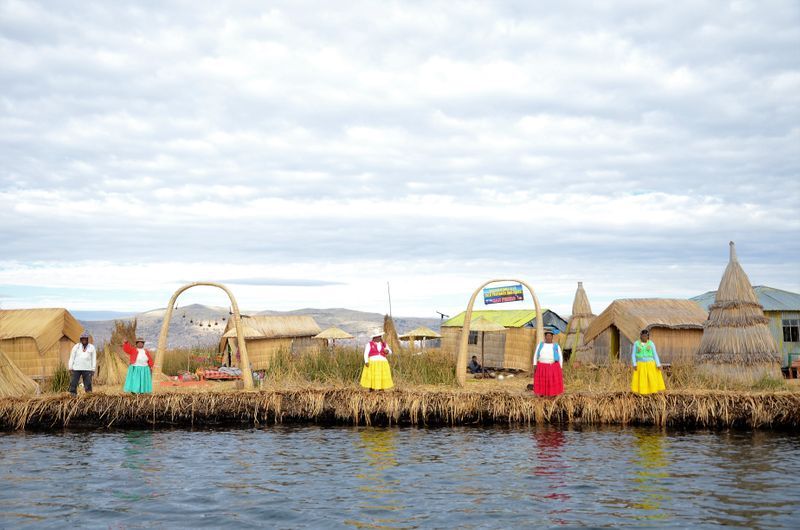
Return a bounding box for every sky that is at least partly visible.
[1,0,798,319]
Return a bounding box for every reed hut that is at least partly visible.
[219,315,323,369]
[0,349,39,397]
[441,309,567,371]
[695,242,781,383]
[693,285,800,369]
[315,327,354,350]
[0,308,83,380]
[561,282,596,363]
[583,299,708,365]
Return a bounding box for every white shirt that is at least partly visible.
[68,343,97,371]
[363,341,392,363]
[533,343,562,367]
[134,348,150,367]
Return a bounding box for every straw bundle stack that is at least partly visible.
[562,282,596,364]
[96,320,135,386]
[696,242,781,384]
[0,349,39,397]
[383,314,403,352]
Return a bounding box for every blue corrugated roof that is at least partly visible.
[691,285,800,312]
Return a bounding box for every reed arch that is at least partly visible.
[456,279,544,386]
[154,282,254,390]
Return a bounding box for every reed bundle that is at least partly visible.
[697,243,780,382]
[383,314,403,353]
[95,319,136,386]
[1,388,796,431]
[562,282,596,363]
[0,349,39,397]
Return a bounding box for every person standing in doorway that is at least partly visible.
[68,331,96,396]
[532,329,564,397]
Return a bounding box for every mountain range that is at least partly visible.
[80,304,443,349]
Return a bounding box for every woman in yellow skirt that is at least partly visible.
[360,330,394,390]
[631,329,666,394]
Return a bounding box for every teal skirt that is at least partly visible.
[124,365,153,394]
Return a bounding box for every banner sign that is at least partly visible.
[483,284,524,305]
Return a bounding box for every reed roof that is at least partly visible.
[0,348,39,397]
[692,285,800,312]
[399,326,441,339]
[314,327,354,340]
[584,299,708,343]
[222,315,321,340]
[697,242,779,365]
[0,308,83,353]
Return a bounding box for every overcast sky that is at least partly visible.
[1,0,798,318]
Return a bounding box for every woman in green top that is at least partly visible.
[631,330,666,394]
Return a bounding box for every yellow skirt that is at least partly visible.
[360,361,394,390]
[631,361,666,394]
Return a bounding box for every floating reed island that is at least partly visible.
[1,387,798,431]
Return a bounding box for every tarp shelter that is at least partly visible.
[441,309,567,371]
[583,299,708,365]
[692,285,800,368]
[0,308,83,380]
[219,315,323,370]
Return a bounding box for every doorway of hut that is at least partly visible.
[609,325,621,362]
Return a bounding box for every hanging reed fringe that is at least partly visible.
[1,389,797,431]
[696,242,781,382]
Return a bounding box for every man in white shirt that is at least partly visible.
[68,331,96,396]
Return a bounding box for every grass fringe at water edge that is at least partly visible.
[1,389,798,431]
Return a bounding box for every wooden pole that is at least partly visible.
[456,279,543,386]
[154,282,254,390]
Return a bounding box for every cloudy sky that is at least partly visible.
[1,0,798,318]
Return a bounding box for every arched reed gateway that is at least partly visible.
[455,279,544,386]
[154,282,254,389]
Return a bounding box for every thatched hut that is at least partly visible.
[692,285,800,369]
[561,282,596,363]
[219,315,323,369]
[441,309,567,371]
[0,308,83,380]
[695,242,781,383]
[0,348,39,397]
[583,299,708,365]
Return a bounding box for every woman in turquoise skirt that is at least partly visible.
[122,338,154,393]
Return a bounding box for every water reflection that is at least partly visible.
[531,428,571,525]
[631,431,670,521]
[353,428,402,528]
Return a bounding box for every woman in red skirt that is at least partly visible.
[533,329,564,397]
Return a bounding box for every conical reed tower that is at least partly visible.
[383,314,403,353]
[696,242,780,384]
[561,282,596,364]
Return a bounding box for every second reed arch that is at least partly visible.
[456,279,544,386]
[154,282,254,390]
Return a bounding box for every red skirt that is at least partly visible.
[533,362,564,396]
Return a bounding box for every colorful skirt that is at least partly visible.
[533,362,563,396]
[124,365,153,394]
[360,360,393,390]
[631,361,665,394]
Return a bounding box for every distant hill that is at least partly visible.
[80,304,442,349]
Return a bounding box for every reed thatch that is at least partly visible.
[0,308,83,379]
[1,389,797,430]
[383,314,403,352]
[696,242,781,383]
[0,349,39,398]
[96,320,136,386]
[315,327,354,340]
[562,282,596,364]
[220,315,323,370]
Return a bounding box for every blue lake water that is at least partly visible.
[1,426,799,528]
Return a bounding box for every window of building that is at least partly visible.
[783,319,800,343]
[468,331,478,345]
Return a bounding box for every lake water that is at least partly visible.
[1,426,798,528]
